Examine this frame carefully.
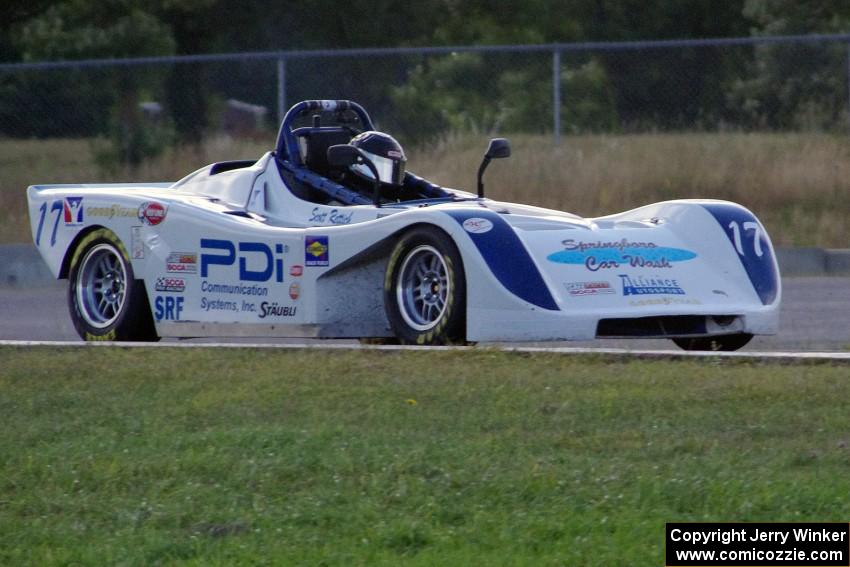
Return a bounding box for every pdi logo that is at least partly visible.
[201,239,285,282]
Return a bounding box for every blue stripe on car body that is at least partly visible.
[445,210,559,311]
[701,203,779,305]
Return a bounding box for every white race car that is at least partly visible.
[27,100,780,350]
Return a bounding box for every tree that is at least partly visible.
[10,0,175,166]
[730,0,850,129]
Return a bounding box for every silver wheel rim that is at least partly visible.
[76,244,128,329]
[396,245,450,332]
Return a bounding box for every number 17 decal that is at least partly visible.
[35,200,63,247]
[728,220,763,257]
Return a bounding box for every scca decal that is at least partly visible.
[201,239,285,282]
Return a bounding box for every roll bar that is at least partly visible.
[274,100,375,164]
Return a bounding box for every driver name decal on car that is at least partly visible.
[309,207,353,225]
[547,238,697,271]
[305,236,329,266]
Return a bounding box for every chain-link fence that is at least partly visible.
[2,33,850,150]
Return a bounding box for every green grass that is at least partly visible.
[2,347,849,565]
[2,132,850,247]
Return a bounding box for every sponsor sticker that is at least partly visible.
[201,281,269,296]
[201,298,240,312]
[629,297,701,307]
[564,281,615,296]
[131,226,144,259]
[305,236,329,267]
[289,282,300,300]
[259,302,297,318]
[155,277,185,293]
[166,252,198,274]
[138,201,167,226]
[619,274,685,296]
[87,204,137,219]
[547,238,697,271]
[63,197,84,225]
[200,239,285,282]
[462,217,494,234]
[154,296,184,321]
[290,264,304,277]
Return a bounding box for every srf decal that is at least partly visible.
[154,296,184,320]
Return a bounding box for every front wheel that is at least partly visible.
[384,226,466,345]
[672,333,753,352]
[68,229,158,342]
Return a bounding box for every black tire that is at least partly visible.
[67,228,159,342]
[384,226,466,345]
[672,333,753,352]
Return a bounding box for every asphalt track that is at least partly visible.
[1,276,848,353]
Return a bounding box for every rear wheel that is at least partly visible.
[672,333,753,351]
[68,229,158,342]
[384,227,466,345]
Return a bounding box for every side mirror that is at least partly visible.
[485,138,511,159]
[327,144,383,207]
[326,144,360,167]
[477,138,511,198]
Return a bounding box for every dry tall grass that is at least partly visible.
[0,137,271,243]
[2,132,849,246]
[409,132,850,247]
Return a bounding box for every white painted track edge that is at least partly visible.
[1,340,849,362]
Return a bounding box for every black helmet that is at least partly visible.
[349,131,406,186]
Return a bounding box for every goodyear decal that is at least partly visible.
[446,210,559,311]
